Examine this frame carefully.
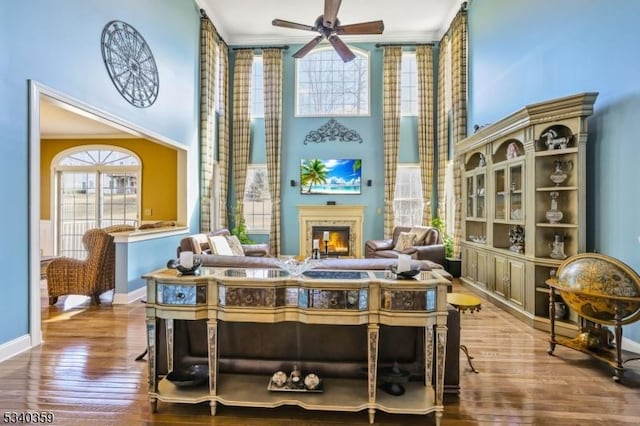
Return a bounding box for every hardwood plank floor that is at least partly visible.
[1,280,639,425]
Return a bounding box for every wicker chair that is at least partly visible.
[46,225,134,305]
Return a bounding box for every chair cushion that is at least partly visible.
[225,235,245,256]
[208,235,234,256]
[393,232,416,251]
[409,226,430,245]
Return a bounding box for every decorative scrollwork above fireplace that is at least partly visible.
[303,119,363,145]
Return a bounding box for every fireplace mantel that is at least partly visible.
[298,205,365,258]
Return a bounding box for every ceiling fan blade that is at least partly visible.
[336,20,385,35]
[292,35,324,59]
[323,0,342,28]
[272,19,316,32]
[328,35,356,62]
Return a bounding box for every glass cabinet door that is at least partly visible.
[476,173,485,218]
[466,175,474,219]
[494,168,506,220]
[509,164,523,222]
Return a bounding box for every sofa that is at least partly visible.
[365,226,445,266]
[157,231,461,394]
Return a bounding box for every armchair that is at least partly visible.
[365,226,445,266]
[46,225,134,305]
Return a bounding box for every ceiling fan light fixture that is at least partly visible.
[272,0,384,62]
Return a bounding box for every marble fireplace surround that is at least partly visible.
[298,205,365,258]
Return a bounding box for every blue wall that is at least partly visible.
[235,43,427,254]
[0,0,200,346]
[467,0,640,342]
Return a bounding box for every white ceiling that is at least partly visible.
[199,0,464,45]
[42,0,464,137]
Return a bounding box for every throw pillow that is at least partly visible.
[225,235,245,256]
[393,232,417,251]
[207,235,234,256]
[409,226,430,245]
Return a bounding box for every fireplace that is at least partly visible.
[312,226,350,256]
[298,205,365,258]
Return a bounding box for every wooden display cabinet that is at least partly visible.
[457,92,598,334]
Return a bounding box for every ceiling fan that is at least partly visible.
[272,0,384,62]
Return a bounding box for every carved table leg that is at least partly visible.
[210,401,217,416]
[460,344,479,373]
[208,320,218,415]
[435,411,443,426]
[149,397,157,413]
[367,324,379,425]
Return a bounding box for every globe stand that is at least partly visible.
[546,253,640,382]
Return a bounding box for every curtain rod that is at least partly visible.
[375,43,434,48]
[232,46,289,51]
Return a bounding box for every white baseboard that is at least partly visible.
[113,286,146,305]
[0,334,31,363]
[622,336,640,354]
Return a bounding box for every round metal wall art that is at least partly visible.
[101,20,159,108]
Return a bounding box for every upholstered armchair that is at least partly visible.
[365,226,445,266]
[46,225,134,305]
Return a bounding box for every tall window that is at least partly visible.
[394,164,424,226]
[243,164,271,232]
[54,146,140,259]
[295,47,369,116]
[401,52,418,116]
[251,56,264,118]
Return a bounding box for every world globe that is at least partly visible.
[551,253,640,326]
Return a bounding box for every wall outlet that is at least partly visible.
[144,208,152,216]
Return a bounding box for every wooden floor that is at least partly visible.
[1,281,640,425]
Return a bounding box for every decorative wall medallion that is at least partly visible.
[303,118,363,144]
[101,20,159,108]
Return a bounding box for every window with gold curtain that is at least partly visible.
[416,44,434,224]
[382,46,402,238]
[263,48,283,256]
[231,50,254,226]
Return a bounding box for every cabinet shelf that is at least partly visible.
[536,186,578,192]
[535,147,578,157]
[535,223,578,228]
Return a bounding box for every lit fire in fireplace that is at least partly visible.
[312,227,350,255]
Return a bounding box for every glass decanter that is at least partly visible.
[545,191,563,223]
[549,234,567,259]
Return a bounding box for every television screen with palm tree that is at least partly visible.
[300,159,361,194]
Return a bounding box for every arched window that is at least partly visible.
[52,146,141,258]
[295,46,370,116]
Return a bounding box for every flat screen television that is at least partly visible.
[300,158,361,195]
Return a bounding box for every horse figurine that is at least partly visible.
[541,129,572,150]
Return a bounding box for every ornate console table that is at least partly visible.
[143,267,450,425]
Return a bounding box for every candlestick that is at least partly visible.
[323,231,330,241]
[313,239,319,249]
[179,251,194,268]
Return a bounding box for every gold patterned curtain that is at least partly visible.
[231,50,254,226]
[199,17,218,232]
[382,46,402,238]
[451,10,468,257]
[263,48,283,256]
[416,45,434,224]
[436,34,449,222]
[218,43,230,229]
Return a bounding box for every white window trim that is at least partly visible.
[401,52,418,117]
[394,163,424,227]
[294,45,371,118]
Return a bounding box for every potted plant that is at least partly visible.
[431,217,461,278]
[230,201,255,244]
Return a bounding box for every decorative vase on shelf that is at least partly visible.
[549,234,567,259]
[549,160,573,186]
[545,191,563,223]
